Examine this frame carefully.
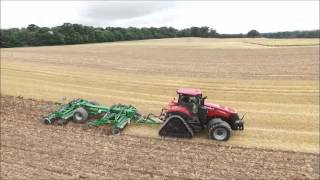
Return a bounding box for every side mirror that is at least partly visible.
[201,96,207,105]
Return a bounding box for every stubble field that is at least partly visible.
[1,38,319,179]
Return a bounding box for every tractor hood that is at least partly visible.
[168,100,236,114]
[205,102,236,114]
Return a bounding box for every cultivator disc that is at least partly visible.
[159,115,193,138]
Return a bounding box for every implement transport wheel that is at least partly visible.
[112,127,121,135]
[41,118,52,125]
[72,107,89,123]
[208,118,232,141]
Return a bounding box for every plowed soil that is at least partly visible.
[1,96,319,179]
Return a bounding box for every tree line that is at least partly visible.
[0,23,319,48]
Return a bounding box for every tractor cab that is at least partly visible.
[177,88,202,114]
[176,88,208,127]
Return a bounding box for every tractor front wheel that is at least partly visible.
[72,107,89,123]
[208,118,231,141]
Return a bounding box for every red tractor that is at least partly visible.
[159,88,244,141]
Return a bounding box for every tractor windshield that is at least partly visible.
[178,94,201,114]
[179,94,200,104]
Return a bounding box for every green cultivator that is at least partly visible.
[42,99,162,134]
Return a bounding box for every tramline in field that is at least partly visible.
[42,88,244,141]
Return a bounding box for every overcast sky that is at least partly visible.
[1,1,319,33]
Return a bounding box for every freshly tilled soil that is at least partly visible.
[1,96,319,179]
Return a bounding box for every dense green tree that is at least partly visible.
[190,27,200,37]
[209,28,218,37]
[0,29,21,47]
[247,30,260,38]
[55,23,83,44]
[177,28,191,37]
[199,26,210,37]
[27,24,40,32]
[113,30,125,41]
[94,29,106,42]
[141,28,153,39]
[103,30,115,42]
[1,23,318,48]
[262,30,319,38]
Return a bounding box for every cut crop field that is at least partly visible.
[1,38,319,179]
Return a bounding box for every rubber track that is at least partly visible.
[159,115,194,138]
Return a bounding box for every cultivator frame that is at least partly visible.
[88,104,162,133]
[42,99,108,124]
[42,99,162,134]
